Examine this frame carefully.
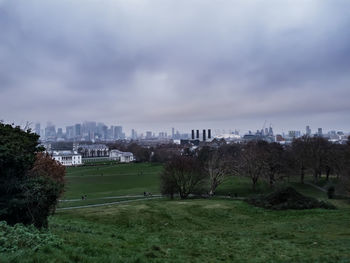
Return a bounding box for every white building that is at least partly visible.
[109,150,134,163]
[51,151,82,166]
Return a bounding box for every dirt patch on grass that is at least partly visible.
[174,201,192,205]
[203,204,230,209]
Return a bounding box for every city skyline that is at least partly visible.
[28,119,348,140]
[1,1,350,132]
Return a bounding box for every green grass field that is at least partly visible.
[2,163,350,262]
[63,163,163,199]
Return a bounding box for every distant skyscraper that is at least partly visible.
[172,127,175,139]
[318,128,323,136]
[268,126,273,136]
[45,122,56,139]
[66,126,74,139]
[83,121,97,140]
[74,123,81,137]
[306,125,311,136]
[57,128,63,138]
[35,123,41,136]
[131,129,137,140]
[114,126,123,139]
[146,131,152,139]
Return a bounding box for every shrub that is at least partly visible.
[327,186,335,199]
[0,221,62,253]
[246,187,336,210]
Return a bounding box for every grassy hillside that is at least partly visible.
[2,199,350,263]
[2,162,350,262]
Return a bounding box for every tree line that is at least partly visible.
[160,136,350,199]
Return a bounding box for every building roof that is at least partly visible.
[110,149,133,156]
[51,150,81,157]
[78,144,108,150]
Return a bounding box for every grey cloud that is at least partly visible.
[1,0,350,133]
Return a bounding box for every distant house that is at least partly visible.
[51,151,82,166]
[109,150,134,163]
[77,144,109,158]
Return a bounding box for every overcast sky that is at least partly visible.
[1,0,350,134]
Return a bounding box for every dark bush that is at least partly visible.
[246,187,336,210]
[327,186,335,199]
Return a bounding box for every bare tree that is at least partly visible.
[205,150,230,195]
[264,142,286,187]
[160,156,207,199]
[238,141,269,191]
[291,136,311,184]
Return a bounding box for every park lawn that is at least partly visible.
[63,163,163,199]
[62,162,346,209]
[1,198,350,263]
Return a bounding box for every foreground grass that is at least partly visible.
[2,199,350,263]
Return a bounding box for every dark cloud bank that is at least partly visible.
[1,0,350,133]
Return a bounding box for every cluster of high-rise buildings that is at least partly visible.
[35,121,125,142]
[33,121,348,145]
[34,122,189,142]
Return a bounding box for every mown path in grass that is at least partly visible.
[57,196,163,210]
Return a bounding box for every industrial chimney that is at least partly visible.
[203,129,206,141]
[191,130,195,140]
[196,130,199,139]
[208,129,211,139]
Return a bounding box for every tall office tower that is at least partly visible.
[172,127,175,139]
[268,126,273,136]
[66,126,74,139]
[131,129,137,140]
[114,126,123,139]
[35,123,41,136]
[208,129,211,139]
[264,128,269,136]
[202,129,206,141]
[45,122,56,139]
[101,125,108,140]
[83,121,97,140]
[191,130,195,140]
[318,128,323,136]
[74,123,81,137]
[57,128,63,138]
[146,131,152,139]
[97,122,106,138]
[196,129,199,139]
[306,125,311,136]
